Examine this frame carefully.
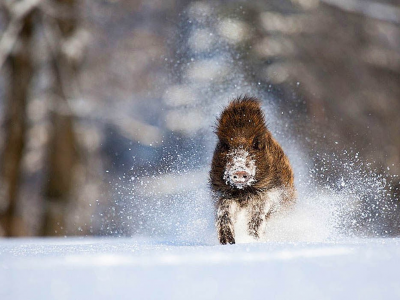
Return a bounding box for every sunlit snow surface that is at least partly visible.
[1,238,400,300]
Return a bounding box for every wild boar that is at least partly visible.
[210,96,295,244]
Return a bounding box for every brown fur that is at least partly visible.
[210,96,295,244]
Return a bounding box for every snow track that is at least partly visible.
[1,238,400,299]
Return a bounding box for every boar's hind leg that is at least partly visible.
[216,201,235,245]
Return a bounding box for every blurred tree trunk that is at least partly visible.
[0,12,34,237]
[41,0,80,236]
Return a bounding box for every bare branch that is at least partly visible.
[0,0,42,70]
[321,0,400,24]
[40,0,76,20]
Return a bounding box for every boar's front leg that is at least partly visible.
[248,200,268,240]
[216,199,235,245]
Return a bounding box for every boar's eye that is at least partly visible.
[219,141,229,152]
[252,137,262,150]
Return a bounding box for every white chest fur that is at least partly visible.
[230,188,284,243]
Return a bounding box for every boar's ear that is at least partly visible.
[252,135,265,151]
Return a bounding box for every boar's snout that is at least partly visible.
[223,148,256,189]
[231,170,251,184]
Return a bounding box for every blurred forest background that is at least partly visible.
[0,0,399,238]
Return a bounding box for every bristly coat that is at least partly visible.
[210,96,295,244]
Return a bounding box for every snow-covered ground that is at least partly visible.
[1,237,400,300]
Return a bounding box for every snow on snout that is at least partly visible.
[223,148,256,189]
